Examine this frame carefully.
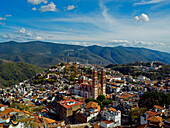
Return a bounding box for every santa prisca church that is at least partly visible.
[69,68,106,99]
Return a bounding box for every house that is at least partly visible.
[101,107,121,128]
[0,107,25,128]
[75,101,100,123]
[43,117,57,128]
[154,105,165,113]
[101,120,121,128]
[56,99,84,122]
[140,111,162,125]
[147,116,162,127]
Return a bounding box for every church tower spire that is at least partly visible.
[92,68,98,99]
[100,68,106,95]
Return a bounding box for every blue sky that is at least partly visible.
[0,0,170,52]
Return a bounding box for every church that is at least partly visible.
[69,68,106,99]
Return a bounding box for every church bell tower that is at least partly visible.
[92,69,98,99]
[100,68,106,95]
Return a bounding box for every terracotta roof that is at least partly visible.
[119,95,129,99]
[137,124,148,128]
[111,86,117,88]
[165,118,170,122]
[86,101,100,111]
[0,104,5,107]
[106,77,111,79]
[93,123,100,128]
[41,99,46,102]
[43,117,56,124]
[147,116,162,123]
[22,110,30,114]
[109,107,117,112]
[146,111,161,117]
[101,120,114,124]
[0,108,21,118]
[11,108,21,113]
[86,101,98,109]
[154,105,164,110]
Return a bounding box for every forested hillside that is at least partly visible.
[0,41,170,67]
[0,60,44,87]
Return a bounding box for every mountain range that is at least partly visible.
[0,41,169,67]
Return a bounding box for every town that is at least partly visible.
[0,62,169,128]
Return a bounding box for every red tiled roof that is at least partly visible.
[154,105,164,110]
[57,99,84,109]
[147,116,162,122]
[137,124,148,128]
[0,104,5,107]
[93,124,100,128]
[109,107,117,112]
[101,120,114,124]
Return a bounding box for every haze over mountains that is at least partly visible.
[0,41,169,67]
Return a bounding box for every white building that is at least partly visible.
[101,107,121,128]
[75,101,100,123]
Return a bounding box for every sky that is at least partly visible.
[0,0,170,53]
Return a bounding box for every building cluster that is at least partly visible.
[0,62,169,128]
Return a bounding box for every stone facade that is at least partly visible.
[70,68,106,99]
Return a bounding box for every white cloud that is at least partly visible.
[134,16,140,21]
[0,17,6,20]
[134,13,149,22]
[40,2,57,12]
[1,34,12,39]
[0,22,5,25]
[66,5,75,11]
[35,36,42,40]
[134,0,166,5]
[32,7,37,11]
[25,33,43,40]
[5,15,12,17]
[106,40,165,47]
[14,28,26,34]
[1,27,43,41]
[26,33,32,37]
[27,0,47,5]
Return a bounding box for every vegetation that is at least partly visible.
[19,118,37,128]
[85,95,113,109]
[10,103,30,111]
[0,61,44,87]
[97,95,106,102]
[130,107,147,124]
[102,100,112,106]
[138,91,170,109]
[0,41,169,67]
[106,62,170,80]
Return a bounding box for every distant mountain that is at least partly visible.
[0,59,44,87]
[0,41,170,66]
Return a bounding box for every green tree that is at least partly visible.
[139,91,170,109]
[102,100,112,106]
[47,78,56,84]
[97,95,106,102]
